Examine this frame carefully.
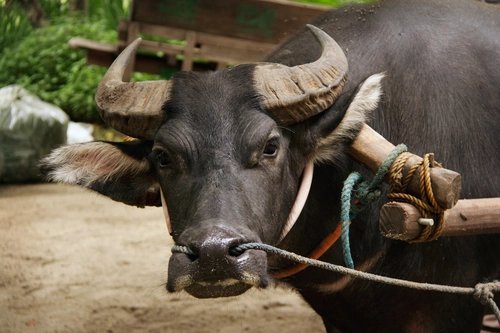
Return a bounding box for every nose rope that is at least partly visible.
[172,244,198,256]
[170,244,245,257]
[171,242,500,325]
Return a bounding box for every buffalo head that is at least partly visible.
[40,25,383,298]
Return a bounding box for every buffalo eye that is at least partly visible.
[263,137,279,158]
[155,150,171,169]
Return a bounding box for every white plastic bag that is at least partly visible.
[67,121,94,145]
[0,85,69,183]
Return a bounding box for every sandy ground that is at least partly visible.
[0,183,324,333]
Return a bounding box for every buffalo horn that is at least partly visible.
[254,25,348,125]
[95,38,171,139]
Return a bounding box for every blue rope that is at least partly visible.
[340,172,361,269]
[340,144,408,269]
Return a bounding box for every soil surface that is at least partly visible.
[0,183,324,333]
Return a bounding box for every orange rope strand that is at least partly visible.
[271,222,343,279]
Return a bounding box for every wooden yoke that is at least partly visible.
[348,124,500,241]
[379,199,500,241]
[348,124,462,209]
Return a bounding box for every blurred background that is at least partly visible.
[0,0,374,183]
[1,0,374,125]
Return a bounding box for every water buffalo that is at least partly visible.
[40,0,500,332]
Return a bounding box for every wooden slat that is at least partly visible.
[139,39,185,54]
[139,23,187,41]
[379,198,500,241]
[132,26,276,63]
[133,53,215,74]
[196,44,266,63]
[196,32,276,63]
[124,21,140,81]
[197,32,276,53]
[117,19,129,50]
[130,0,330,44]
[182,31,197,71]
[85,49,116,68]
[68,37,116,53]
[216,61,228,70]
[73,0,332,73]
[68,38,117,68]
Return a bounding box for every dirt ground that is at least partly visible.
[0,183,325,333]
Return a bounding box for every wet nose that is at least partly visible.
[185,229,249,274]
[167,223,269,298]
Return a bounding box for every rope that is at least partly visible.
[388,153,446,242]
[271,222,343,279]
[171,243,500,324]
[389,151,413,193]
[340,172,360,269]
[340,144,408,268]
[474,283,500,322]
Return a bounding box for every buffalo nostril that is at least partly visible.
[172,244,199,261]
[228,243,249,257]
[186,252,199,261]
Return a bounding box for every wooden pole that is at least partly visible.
[348,124,462,209]
[379,198,500,241]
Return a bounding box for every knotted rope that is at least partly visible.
[388,153,447,242]
[341,146,450,266]
[340,144,408,268]
[474,283,500,322]
[172,242,500,325]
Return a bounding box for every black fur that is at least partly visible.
[267,1,500,332]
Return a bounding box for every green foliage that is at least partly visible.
[37,0,129,28]
[0,0,133,123]
[87,0,130,31]
[0,2,33,53]
[39,0,68,21]
[0,17,116,123]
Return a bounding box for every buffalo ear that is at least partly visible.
[39,140,161,207]
[311,73,384,164]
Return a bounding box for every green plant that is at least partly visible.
[39,0,68,21]
[0,1,33,53]
[87,0,130,30]
[0,17,116,123]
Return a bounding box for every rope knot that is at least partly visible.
[388,152,447,242]
[340,144,408,269]
[359,186,382,204]
[473,282,500,305]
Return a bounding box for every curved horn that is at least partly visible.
[254,25,348,125]
[95,38,171,140]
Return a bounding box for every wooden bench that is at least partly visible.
[69,0,330,79]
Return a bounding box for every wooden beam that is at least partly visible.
[68,38,116,53]
[85,49,116,68]
[130,0,330,44]
[182,31,197,72]
[379,199,500,241]
[348,124,462,209]
[138,39,185,54]
[123,21,140,81]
